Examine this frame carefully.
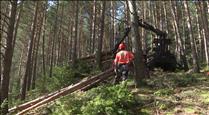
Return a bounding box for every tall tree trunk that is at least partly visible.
[89,6,93,54]
[0,1,17,114]
[78,16,84,58]
[49,2,59,77]
[170,1,188,71]
[27,35,36,91]
[42,2,48,91]
[127,0,146,87]
[16,47,25,96]
[181,2,186,51]
[10,1,23,97]
[12,2,23,49]
[46,27,52,68]
[110,1,115,50]
[57,3,64,65]
[184,1,200,72]
[0,0,2,107]
[195,2,204,62]
[147,1,153,49]
[200,2,209,68]
[67,3,72,61]
[151,2,156,44]
[69,22,73,61]
[157,2,162,30]
[72,1,79,67]
[21,2,39,100]
[77,16,82,58]
[32,4,44,89]
[141,1,147,54]
[91,0,97,54]
[163,1,168,31]
[42,1,47,77]
[125,1,131,50]
[96,1,106,69]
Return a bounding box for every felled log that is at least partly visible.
[9,86,72,113]
[9,52,113,114]
[15,68,114,115]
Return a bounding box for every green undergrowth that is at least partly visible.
[10,67,209,115]
[145,70,202,89]
[44,82,139,115]
[43,70,209,115]
[39,61,101,92]
[9,60,100,108]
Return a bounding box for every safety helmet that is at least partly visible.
[118,42,126,50]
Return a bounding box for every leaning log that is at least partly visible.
[8,84,73,113]
[16,68,114,115]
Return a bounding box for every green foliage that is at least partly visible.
[9,60,101,109]
[74,60,92,73]
[1,99,8,110]
[81,83,136,115]
[50,83,138,115]
[154,88,174,97]
[45,66,78,91]
[38,61,93,92]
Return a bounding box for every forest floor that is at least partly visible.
[19,69,209,115]
[131,70,209,115]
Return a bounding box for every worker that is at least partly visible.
[113,42,134,84]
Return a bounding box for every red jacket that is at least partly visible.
[114,50,134,65]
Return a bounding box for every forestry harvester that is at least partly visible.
[112,19,179,71]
